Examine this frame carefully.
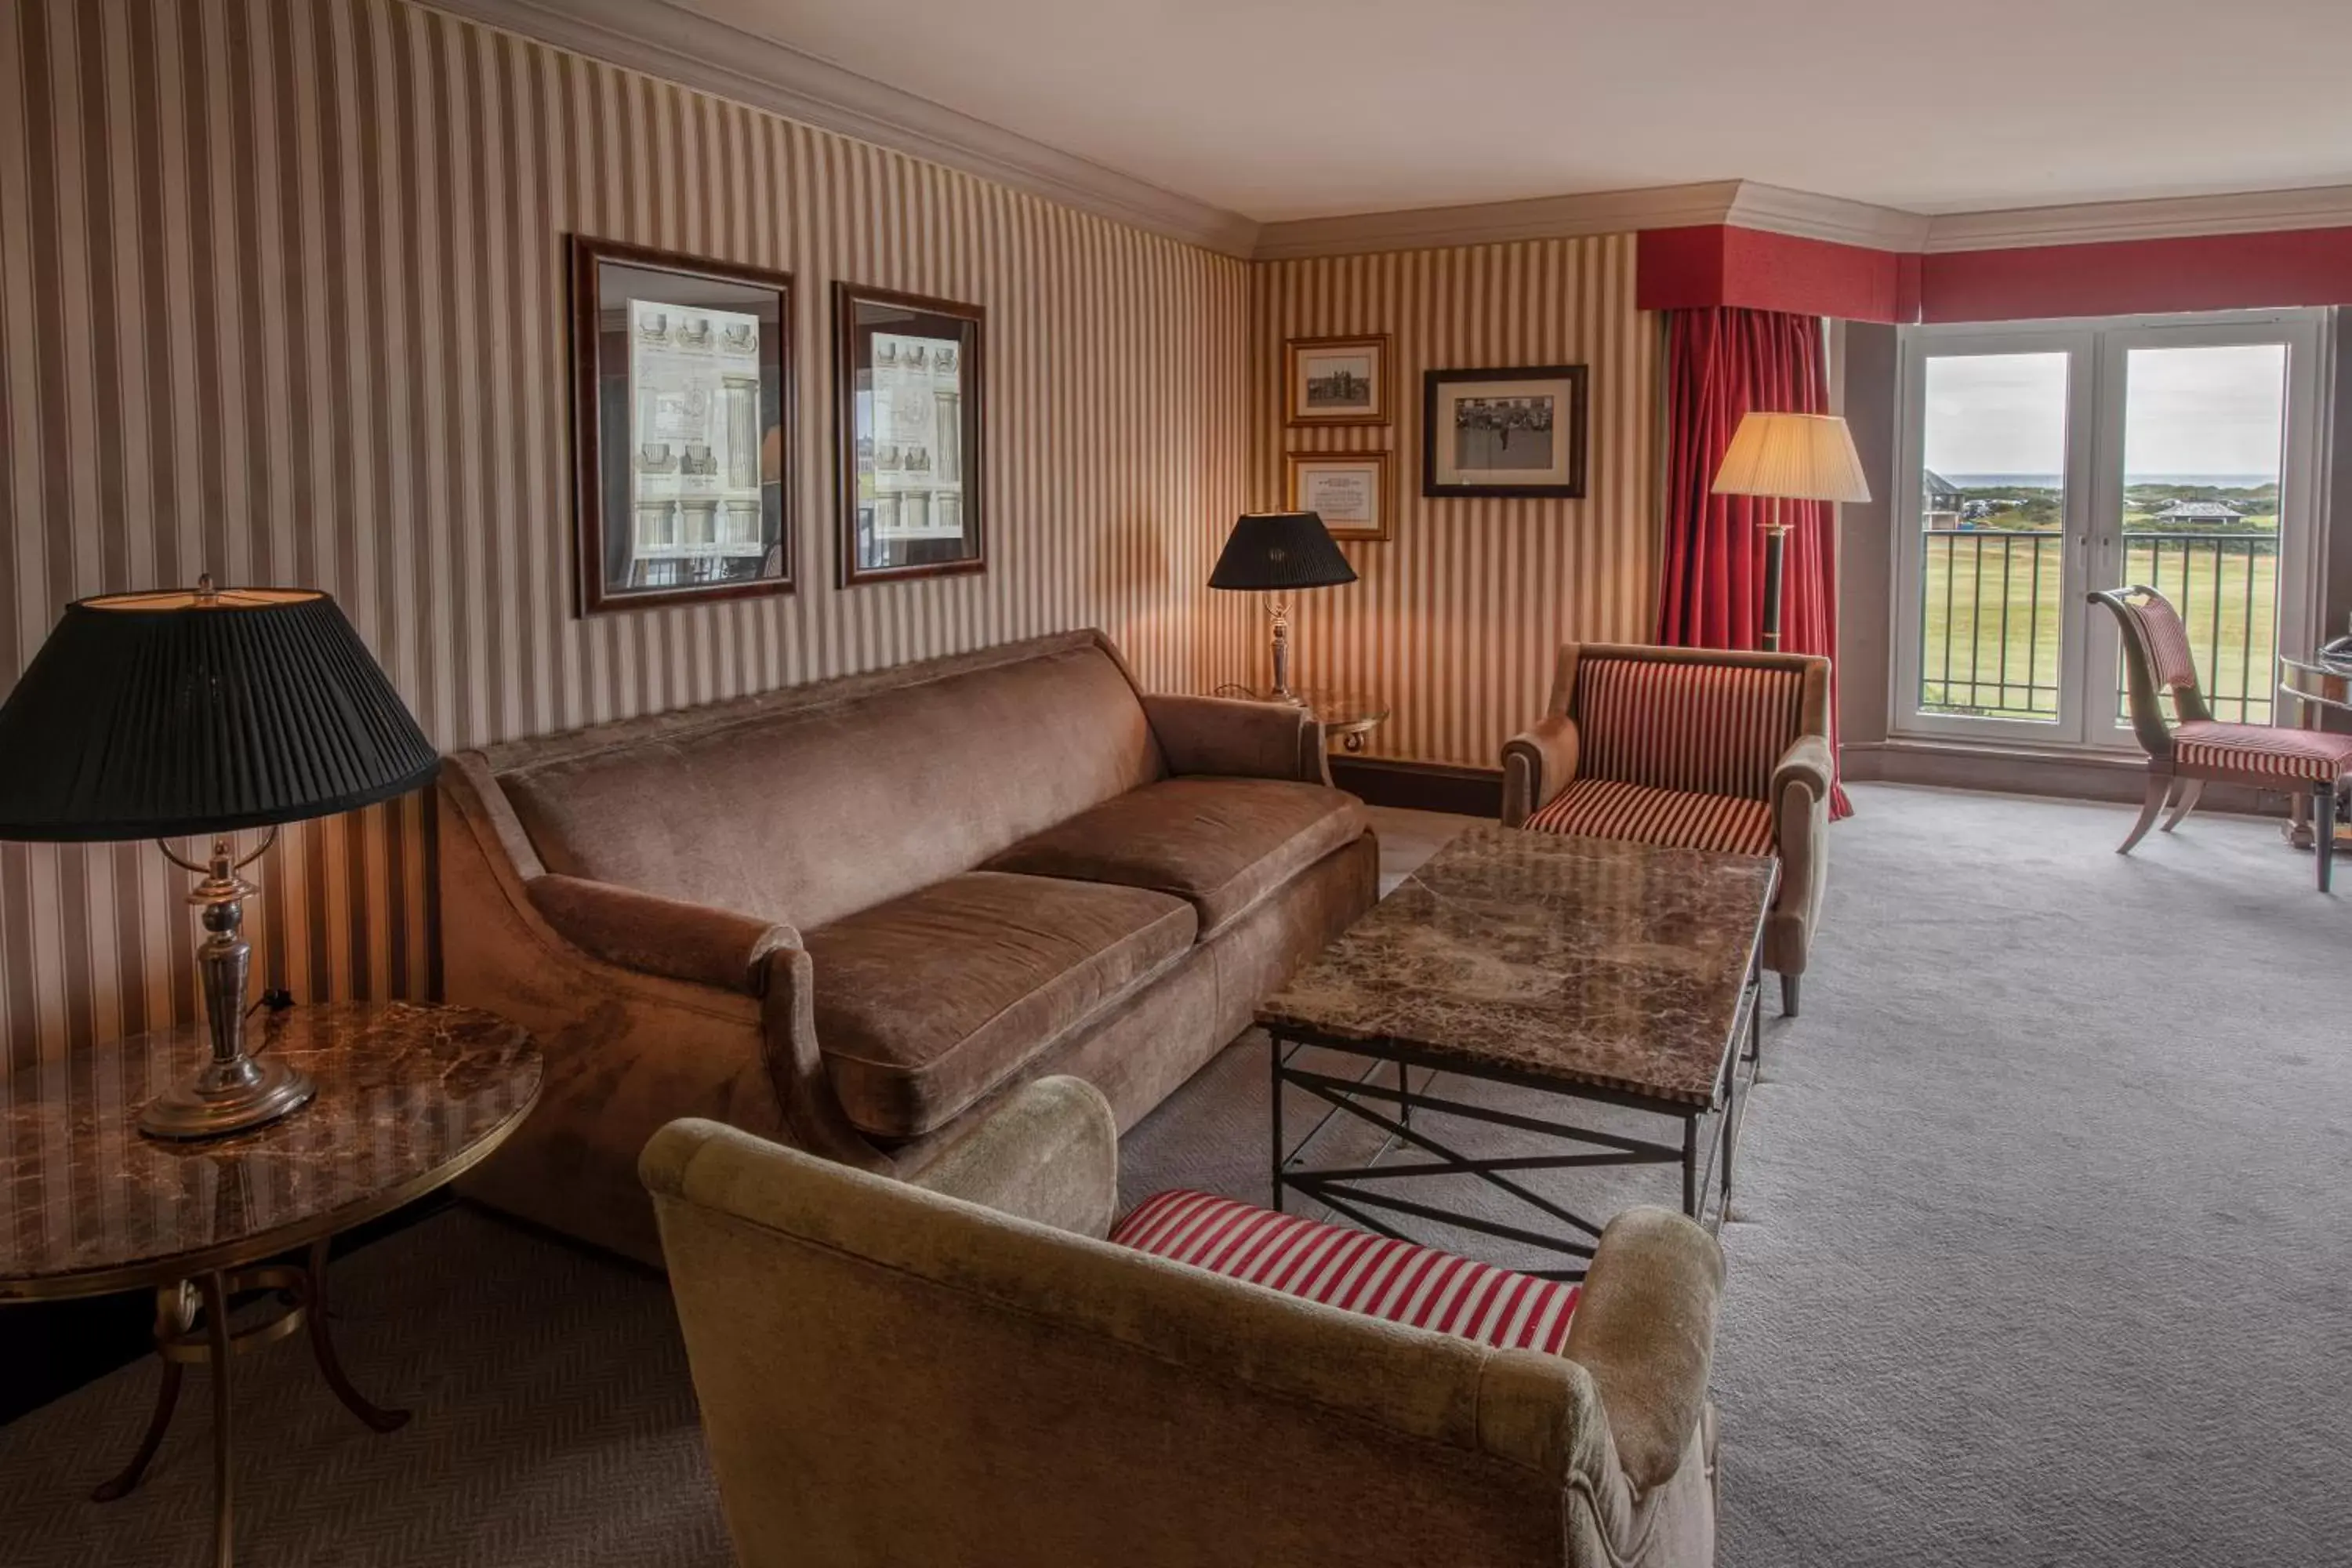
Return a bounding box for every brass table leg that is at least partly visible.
[90,1283,194,1501]
[304,1238,409,1432]
[197,1271,234,1568]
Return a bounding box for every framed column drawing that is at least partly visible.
[568,235,797,615]
[833,283,986,586]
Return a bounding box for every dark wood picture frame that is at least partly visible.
[1421,364,1590,499]
[568,235,797,616]
[1285,333,1392,427]
[1286,449,1395,542]
[833,282,987,586]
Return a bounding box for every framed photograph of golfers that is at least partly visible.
[569,235,797,615]
[1285,334,1392,426]
[1421,365,1588,499]
[833,281,986,586]
[1287,450,1394,542]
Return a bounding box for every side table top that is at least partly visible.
[2,1002,540,1300]
[1259,825,1775,1108]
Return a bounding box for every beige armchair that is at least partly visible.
[641,1076,1726,1568]
[1502,641,1832,1016]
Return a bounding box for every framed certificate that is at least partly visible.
[1287,451,1394,542]
[834,284,985,586]
[569,236,795,615]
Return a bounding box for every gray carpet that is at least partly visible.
[5,785,2347,1565]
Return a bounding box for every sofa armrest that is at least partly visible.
[1563,1206,1725,1494]
[526,873,797,996]
[1772,731,1834,808]
[902,1076,1120,1239]
[1142,692,1328,786]
[1501,716,1581,826]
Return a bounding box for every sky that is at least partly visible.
[1922,344,2288,481]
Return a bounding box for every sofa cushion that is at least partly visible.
[982,777,1367,936]
[496,638,1167,932]
[804,872,1196,1141]
[1524,777,1775,857]
[1112,1189,1581,1355]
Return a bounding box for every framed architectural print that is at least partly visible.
[1287,450,1394,542]
[834,283,986,586]
[1421,365,1589,499]
[1285,334,1392,426]
[569,235,795,615]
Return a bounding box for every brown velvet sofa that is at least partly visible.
[643,1077,1725,1568]
[439,630,1378,1265]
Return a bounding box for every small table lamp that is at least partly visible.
[1209,510,1358,702]
[1710,412,1871,652]
[0,577,438,1139]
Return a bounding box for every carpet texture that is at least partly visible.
[4,785,2345,1566]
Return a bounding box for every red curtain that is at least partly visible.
[1657,306,1853,818]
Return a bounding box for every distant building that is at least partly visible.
[1923,469,1963,528]
[2147,499,2245,524]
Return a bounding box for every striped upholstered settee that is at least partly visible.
[1500,642,1833,1016]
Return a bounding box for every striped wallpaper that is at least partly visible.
[0,0,1254,1076]
[1250,238,1661,767]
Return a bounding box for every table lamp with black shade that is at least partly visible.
[0,577,438,1140]
[1209,510,1358,703]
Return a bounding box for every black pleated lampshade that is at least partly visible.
[1207,511,1358,592]
[0,583,439,842]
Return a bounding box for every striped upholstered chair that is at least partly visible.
[2091,586,2351,891]
[1501,643,1832,1015]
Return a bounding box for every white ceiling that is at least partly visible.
[673,0,2352,222]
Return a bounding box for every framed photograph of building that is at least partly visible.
[834,283,986,586]
[1421,365,1589,499]
[1287,450,1394,542]
[1285,334,1392,427]
[569,235,796,615]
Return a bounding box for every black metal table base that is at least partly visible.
[1269,972,1762,1282]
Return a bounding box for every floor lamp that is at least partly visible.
[1711,412,1871,652]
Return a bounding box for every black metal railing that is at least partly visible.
[1918,528,2278,724]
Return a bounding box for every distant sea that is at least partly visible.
[1945,473,2275,489]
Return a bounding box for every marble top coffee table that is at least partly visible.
[1259,824,1775,1279]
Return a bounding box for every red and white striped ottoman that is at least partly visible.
[1111,1189,1581,1355]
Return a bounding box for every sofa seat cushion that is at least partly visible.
[804,872,1196,1141]
[1524,777,1775,857]
[1112,1189,1581,1355]
[982,777,1367,936]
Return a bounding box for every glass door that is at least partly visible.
[1894,310,2325,751]
[2085,320,2324,746]
[1893,330,2096,744]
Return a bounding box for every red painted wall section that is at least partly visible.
[1920,226,2352,321]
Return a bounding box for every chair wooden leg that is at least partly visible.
[1780,973,1800,1018]
[2117,776,2169,855]
[2160,778,2204,833]
[2318,782,2337,894]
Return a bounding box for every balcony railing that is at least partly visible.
[1919,529,2279,725]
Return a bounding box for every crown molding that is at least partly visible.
[1922,183,2352,252]
[1250,180,1744,261]
[1726,183,1932,252]
[422,0,1262,258]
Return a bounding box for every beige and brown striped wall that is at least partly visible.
[0,0,1662,1076]
[1247,240,1661,768]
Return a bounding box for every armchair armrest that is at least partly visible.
[903,1076,1120,1239]
[526,873,797,996]
[1501,715,1580,826]
[1563,1206,1725,1493]
[1142,692,1327,785]
[1772,732,1834,806]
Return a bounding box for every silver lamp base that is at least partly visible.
[140,829,317,1142]
[137,1053,316,1141]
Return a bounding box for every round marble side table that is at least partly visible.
[0,1000,541,1568]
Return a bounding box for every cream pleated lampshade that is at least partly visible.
[1711,412,1871,503]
